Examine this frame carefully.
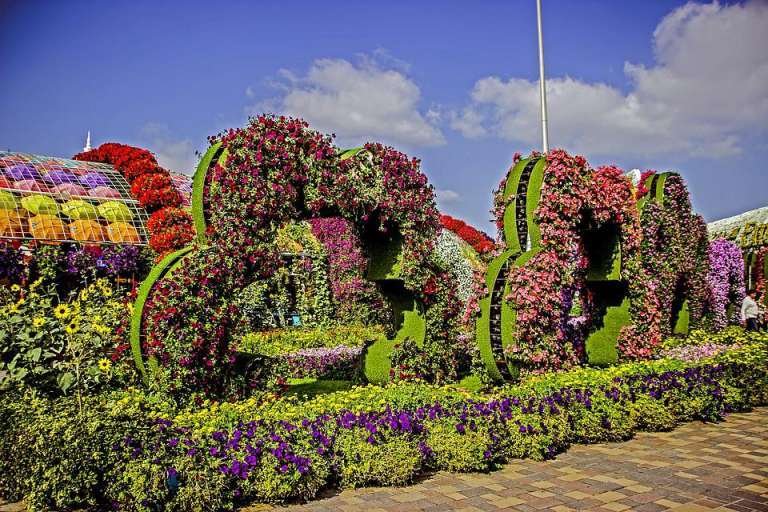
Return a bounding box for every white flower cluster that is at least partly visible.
[434,228,477,305]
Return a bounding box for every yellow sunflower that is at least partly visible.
[94,324,111,336]
[33,317,45,328]
[65,320,80,334]
[98,358,112,373]
[11,284,21,292]
[54,304,70,319]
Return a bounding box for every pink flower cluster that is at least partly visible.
[660,342,736,362]
[504,151,647,372]
[636,175,711,342]
[141,115,458,395]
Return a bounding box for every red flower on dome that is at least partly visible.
[74,143,191,254]
[439,214,494,254]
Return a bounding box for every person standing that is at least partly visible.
[742,289,759,331]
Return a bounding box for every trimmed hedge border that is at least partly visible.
[1,337,766,511]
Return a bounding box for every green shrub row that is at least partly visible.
[1,336,766,511]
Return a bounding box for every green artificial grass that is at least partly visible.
[191,142,222,244]
[456,374,484,393]
[285,378,356,399]
[673,299,690,335]
[502,157,528,253]
[525,157,546,247]
[363,338,395,385]
[338,147,364,160]
[584,224,622,281]
[129,246,194,381]
[363,287,425,384]
[475,249,519,382]
[585,283,631,365]
[366,236,404,280]
[475,296,503,382]
[655,172,672,205]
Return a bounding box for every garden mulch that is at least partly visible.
[1,409,766,512]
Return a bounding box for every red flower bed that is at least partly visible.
[146,207,195,254]
[439,214,494,254]
[74,143,193,258]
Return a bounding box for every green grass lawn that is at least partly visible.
[286,378,357,399]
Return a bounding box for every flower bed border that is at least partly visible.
[1,337,765,510]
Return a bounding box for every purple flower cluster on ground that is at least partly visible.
[119,362,738,504]
[282,345,364,379]
[100,244,142,276]
[0,242,24,283]
[660,342,736,362]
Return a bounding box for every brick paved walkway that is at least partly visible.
[1,409,766,512]
[246,408,768,512]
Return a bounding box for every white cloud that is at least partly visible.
[436,189,460,202]
[249,56,445,147]
[452,1,768,158]
[140,123,197,174]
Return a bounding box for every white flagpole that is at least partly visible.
[536,0,549,153]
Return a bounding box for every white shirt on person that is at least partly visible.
[742,296,758,321]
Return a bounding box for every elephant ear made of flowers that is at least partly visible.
[132,115,457,396]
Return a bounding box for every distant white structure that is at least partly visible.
[708,206,768,243]
[83,131,92,152]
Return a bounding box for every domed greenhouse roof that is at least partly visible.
[0,151,165,245]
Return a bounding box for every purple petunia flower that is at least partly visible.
[5,163,40,181]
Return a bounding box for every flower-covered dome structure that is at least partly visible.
[0,151,150,245]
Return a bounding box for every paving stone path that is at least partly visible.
[2,409,767,512]
[247,408,768,512]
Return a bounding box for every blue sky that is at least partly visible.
[1,0,766,232]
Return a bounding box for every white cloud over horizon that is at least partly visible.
[247,56,445,148]
[436,188,460,203]
[139,123,198,174]
[451,1,768,158]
